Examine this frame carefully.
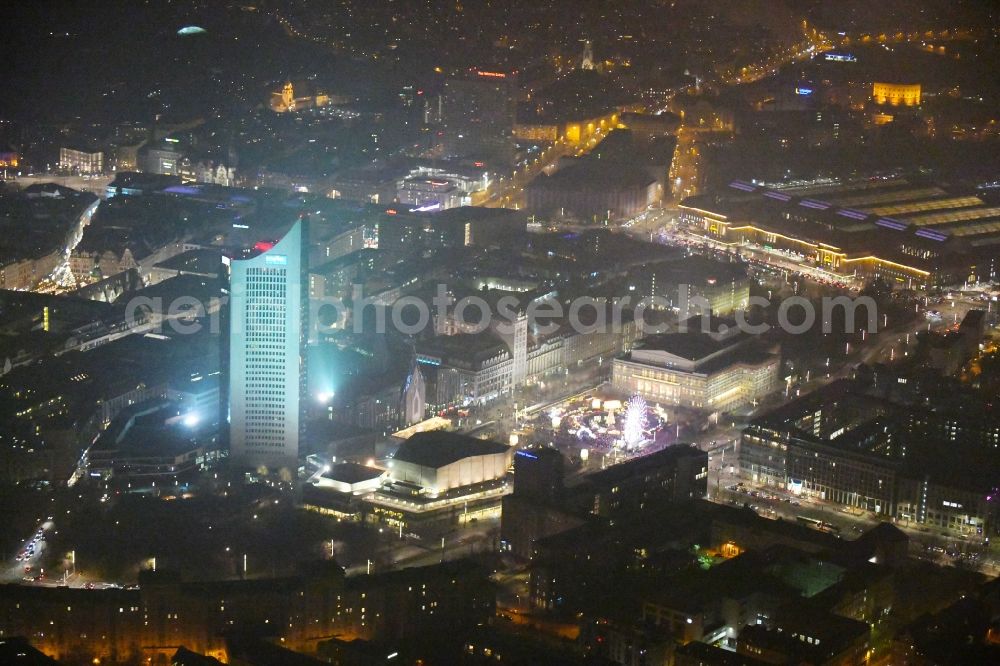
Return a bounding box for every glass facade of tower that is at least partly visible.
[228,220,308,467]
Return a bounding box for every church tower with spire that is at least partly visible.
[581,40,595,70]
[401,349,427,426]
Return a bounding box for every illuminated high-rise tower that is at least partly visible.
[441,68,518,165]
[228,220,308,469]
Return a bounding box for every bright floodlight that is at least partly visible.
[183,413,199,427]
[317,391,334,403]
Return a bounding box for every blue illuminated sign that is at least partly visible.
[265,254,288,266]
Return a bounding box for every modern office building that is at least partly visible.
[228,220,308,469]
[510,447,565,502]
[396,176,466,210]
[141,139,185,176]
[373,205,526,255]
[441,68,518,164]
[740,380,1000,535]
[571,444,709,517]
[638,256,751,317]
[500,448,587,560]
[86,398,221,481]
[404,163,491,198]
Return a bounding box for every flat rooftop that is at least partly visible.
[528,163,656,191]
[393,431,509,468]
[698,177,1000,248]
[321,462,384,485]
[417,331,509,365]
[153,248,222,274]
[580,444,705,489]
[634,332,737,361]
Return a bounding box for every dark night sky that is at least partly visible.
[0,1,330,123]
[1,0,997,125]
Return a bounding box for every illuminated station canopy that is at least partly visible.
[680,177,1000,287]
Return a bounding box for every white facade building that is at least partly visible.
[389,431,512,495]
[314,462,386,495]
[59,147,104,174]
[612,320,779,412]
